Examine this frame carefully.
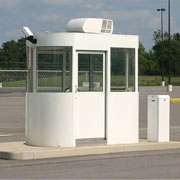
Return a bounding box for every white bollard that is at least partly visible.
[0,83,2,88]
[168,84,172,92]
[147,95,170,142]
[161,81,165,86]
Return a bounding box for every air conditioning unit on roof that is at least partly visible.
[66,18,113,34]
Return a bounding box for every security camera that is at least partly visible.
[22,27,33,37]
[22,26,37,44]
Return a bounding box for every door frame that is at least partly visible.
[76,50,107,139]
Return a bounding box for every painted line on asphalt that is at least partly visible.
[0,134,19,137]
[140,126,180,131]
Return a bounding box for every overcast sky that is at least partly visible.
[0,0,180,51]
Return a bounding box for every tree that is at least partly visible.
[173,33,180,42]
[139,42,158,75]
[0,38,26,69]
[153,32,180,76]
[153,30,169,44]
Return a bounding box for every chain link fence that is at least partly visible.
[1,70,180,96]
[78,71,103,91]
[0,70,27,96]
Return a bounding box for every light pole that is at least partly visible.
[157,8,166,86]
[168,0,172,91]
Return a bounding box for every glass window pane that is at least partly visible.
[27,48,33,92]
[65,50,72,92]
[37,47,72,92]
[78,54,103,92]
[128,48,135,89]
[111,48,135,92]
[92,55,103,91]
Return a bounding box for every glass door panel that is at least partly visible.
[78,54,103,92]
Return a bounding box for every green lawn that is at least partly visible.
[2,80,26,87]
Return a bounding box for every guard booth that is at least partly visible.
[25,18,139,147]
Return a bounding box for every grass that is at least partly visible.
[2,80,26,87]
[139,75,162,86]
[139,76,180,86]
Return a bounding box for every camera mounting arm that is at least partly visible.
[22,27,37,44]
[26,36,37,44]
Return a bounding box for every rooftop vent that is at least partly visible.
[66,18,113,34]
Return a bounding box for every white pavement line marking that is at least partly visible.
[140,126,180,131]
[0,134,19,137]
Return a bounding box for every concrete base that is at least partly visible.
[1,140,180,160]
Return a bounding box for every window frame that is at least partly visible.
[110,47,136,92]
[36,46,72,93]
[77,51,105,92]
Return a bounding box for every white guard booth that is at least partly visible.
[25,18,139,147]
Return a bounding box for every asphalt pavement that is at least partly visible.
[0,149,180,179]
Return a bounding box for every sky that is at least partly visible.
[0,0,180,51]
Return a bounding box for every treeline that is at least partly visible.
[139,31,180,76]
[0,32,180,75]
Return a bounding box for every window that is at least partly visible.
[111,48,135,92]
[78,54,103,92]
[37,47,72,92]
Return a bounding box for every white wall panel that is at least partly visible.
[26,93,75,147]
[107,92,139,144]
[76,92,105,139]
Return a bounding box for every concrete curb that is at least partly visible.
[0,140,180,160]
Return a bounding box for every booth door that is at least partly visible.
[76,52,105,139]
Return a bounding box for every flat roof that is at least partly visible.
[28,32,139,50]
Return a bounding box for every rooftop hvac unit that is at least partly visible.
[66,18,113,34]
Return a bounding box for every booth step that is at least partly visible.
[76,138,107,147]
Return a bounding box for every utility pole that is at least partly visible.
[168,0,172,91]
[157,8,166,86]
